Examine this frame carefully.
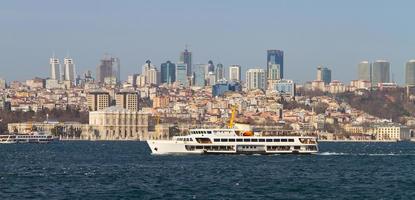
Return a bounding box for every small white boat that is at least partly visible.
[0,132,58,144]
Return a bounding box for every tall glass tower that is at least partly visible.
[317,66,331,85]
[357,61,371,82]
[160,61,176,84]
[180,48,192,76]
[267,50,284,79]
[405,60,415,86]
[372,60,390,85]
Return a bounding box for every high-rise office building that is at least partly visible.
[96,56,114,83]
[160,61,176,84]
[316,66,331,85]
[142,60,153,75]
[372,60,390,85]
[268,64,281,80]
[405,60,415,86]
[141,60,159,85]
[176,62,188,87]
[63,57,75,82]
[50,57,60,80]
[180,48,192,76]
[358,61,371,82]
[147,68,159,85]
[267,50,284,79]
[87,91,111,111]
[112,57,121,84]
[207,60,215,75]
[246,68,266,90]
[207,72,216,86]
[216,63,224,81]
[229,65,241,82]
[193,64,206,87]
[115,91,139,111]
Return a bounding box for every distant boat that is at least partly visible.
[0,132,58,144]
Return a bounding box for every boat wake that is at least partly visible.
[318,152,415,156]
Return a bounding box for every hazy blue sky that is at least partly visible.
[1,0,414,84]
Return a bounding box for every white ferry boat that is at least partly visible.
[0,132,58,144]
[147,129,318,155]
[148,106,318,155]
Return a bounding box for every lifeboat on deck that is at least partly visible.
[242,130,254,136]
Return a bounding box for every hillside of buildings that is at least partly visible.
[336,89,415,124]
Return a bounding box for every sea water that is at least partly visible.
[1,141,414,199]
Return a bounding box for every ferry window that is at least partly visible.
[189,138,193,141]
[236,139,243,142]
[221,138,228,142]
[288,139,294,142]
[259,139,265,142]
[229,138,235,142]
[266,139,272,142]
[274,139,280,142]
[214,139,220,142]
[294,146,301,150]
[207,131,212,134]
[281,139,288,142]
[251,139,258,142]
[243,139,250,142]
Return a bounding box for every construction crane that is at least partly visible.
[228,105,237,129]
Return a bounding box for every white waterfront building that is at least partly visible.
[88,106,150,140]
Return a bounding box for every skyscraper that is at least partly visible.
[193,64,206,87]
[216,63,224,82]
[160,61,176,84]
[176,62,188,87]
[268,64,281,80]
[316,66,331,85]
[405,60,415,86]
[267,50,284,79]
[180,48,192,76]
[358,61,371,82]
[372,60,390,85]
[246,68,266,90]
[229,65,241,82]
[141,60,159,85]
[207,60,215,74]
[50,57,60,80]
[63,57,75,82]
[146,68,160,85]
[112,57,121,83]
[96,56,114,83]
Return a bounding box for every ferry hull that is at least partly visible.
[147,140,318,155]
[147,140,204,154]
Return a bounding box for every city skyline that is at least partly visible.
[1,0,415,84]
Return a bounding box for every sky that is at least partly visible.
[0,0,414,84]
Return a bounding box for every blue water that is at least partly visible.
[1,142,415,199]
